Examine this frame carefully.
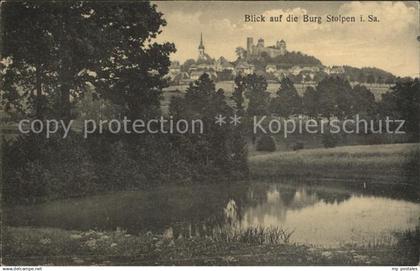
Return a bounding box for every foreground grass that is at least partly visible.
[2,226,418,265]
[249,143,420,184]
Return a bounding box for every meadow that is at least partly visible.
[249,143,420,184]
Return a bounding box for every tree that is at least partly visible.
[1,1,179,203]
[302,86,319,118]
[243,74,270,116]
[169,73,248,180]
[367,74,375,84]
[352,84,376,116]
[316,77,354,120]
[1,2,64,119]
[235,47,247,60]
[216,69,234,81]
[232,75,246,114]
[270,77,302,117]
[0,1,121,120]
[379,78,420,140]
[92,2,176,120]
[2,1,174,121]
[256,134,276,152]
[181,59,196,72]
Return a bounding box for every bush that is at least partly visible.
[292,142,304,151]
[2,133,98,204]
[256,135,276,152]
[322,133,339,148]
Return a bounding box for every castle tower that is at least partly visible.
[279,39,286,55]
[247,37,254,54]
[198,33,205,59]
[257,38,264,48]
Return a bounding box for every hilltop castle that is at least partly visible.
[246,37,287,58]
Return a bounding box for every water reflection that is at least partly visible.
[238,184,419,246]
[5,181,420,247]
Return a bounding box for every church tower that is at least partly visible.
[198,33,205,60]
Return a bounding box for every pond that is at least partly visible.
[5,181,420,248]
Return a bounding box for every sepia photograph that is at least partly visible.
[0,0,419,268]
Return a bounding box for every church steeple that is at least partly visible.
[198,32,205,50]
[198,32,206,60]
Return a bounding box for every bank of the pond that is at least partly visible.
[2,226,417,265]
[249,143,420,185]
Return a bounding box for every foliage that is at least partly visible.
[392,226,420,264]
[302,86,319,118]
[216,69,235,81]
[270,77,302,117]
[351,84,376,116]
[256,135,276,152]
[378,78,420,140]
[232,75,246,113]
[212,226,294,245]
[91,2,176,120]
[2,133,98,204]
[292,142,304,151]
[322,132,339,148]
[1,1,180,205]
[1,1,102,119]
[169,73,248,181]
[316,77,355,120]
[243,74,270,116]
[343,66,396,84]
[1,1,175,121]
[402,147,420,183]
[248,51,322,68]
[180,59,196,72]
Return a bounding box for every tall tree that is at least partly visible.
[243,74,270,116]
[352,84,376,116]
[379,78,420,140]
[90,2,176,120]
[232,74,246,114]
[1,1,175,121]
[1,1,103,120]
[302,86,319,118]
[170,73,248,180]
[270,77,302,117]
[235,47,247,60]
[316,76,354,120]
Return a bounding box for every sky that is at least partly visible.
[153,1,419,77]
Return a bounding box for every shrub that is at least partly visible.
[2,133,98,204]
[322,133,339,148]
[256,135,276,152]
[292,142,304,151]
[402,148,420,183]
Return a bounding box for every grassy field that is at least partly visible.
[2,226,418,265]
[249,143,420,184]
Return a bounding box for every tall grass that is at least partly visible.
[210,226,295,245]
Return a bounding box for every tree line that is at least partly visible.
[229,73,419,139]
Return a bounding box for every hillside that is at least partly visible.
[247,51,323,69]
[343,66,396,84]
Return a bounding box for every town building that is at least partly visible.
[168,61,181,78]
[265,64,277,73]
[324,65,345,74]
[215,57,235,72]
[235,61,255,75]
